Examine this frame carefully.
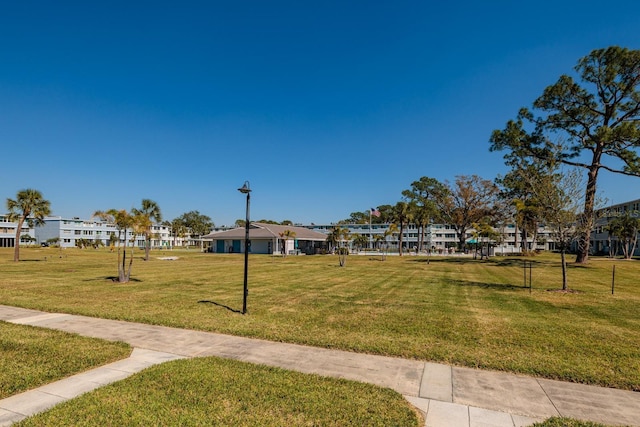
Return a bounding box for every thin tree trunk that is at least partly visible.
[119,230,127,282]
[532,222,539,251]
[630,233,639,259]
[398,222,404,256]
[561,249,568,290]
[13,216,26,262]
[120,247,126,282]
[116,231,122,279]
[575,161,600,264]
[126,244,134,281]
[521,228,528,254]
[144,233,151,261]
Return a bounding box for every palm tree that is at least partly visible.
[132,199,162,261]
[170,218,188,248]
[6,189,51,262]
[326,226,348,253]
[93,208,136,283]
[352,234,368,252]
[389,202,412,256]
[606,212,640,259]
[402,176,443,253]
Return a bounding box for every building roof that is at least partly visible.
[203,223,328,241]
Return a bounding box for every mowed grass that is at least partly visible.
[1,247,639,390]
[0,322,130,399]
[15,356,422,427]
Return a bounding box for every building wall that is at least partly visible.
[0,215,36,247]
[303,222,556,253]
[35,217,187,249]
[592,199,640,256]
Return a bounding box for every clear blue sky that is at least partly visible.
[2,1,639,226]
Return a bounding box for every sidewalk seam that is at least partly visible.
[536,378,561,418]
[418,363,426,397]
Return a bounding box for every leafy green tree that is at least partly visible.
[373,234,386,250]
[131,199,162,261]
[496,161,548,253]
[326,226,346,253]
[491,46,640,263]
[352,233,369,251]
[471,218,502,260]
[381,202,412,256]
[402,177,443,252]
[606,211,640,259]
[93,237,104,249]
[75,238,90,249]
[175,211,214,250]
[344,211,369,224]
[108,232,118,248]
[170,218,188,247]
[6,189,51,262]
[20,235,36,245]
[46,237,60,246]
[434,175,498,250]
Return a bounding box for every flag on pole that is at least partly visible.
[371,207,381,217]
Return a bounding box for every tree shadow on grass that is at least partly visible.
[198,300,243,314]
[410,257,568,269]
[410,257,473,264]
[85,276,143,283]
[490,258,545,267]
[410,257,504,265]
[446,279,529,291]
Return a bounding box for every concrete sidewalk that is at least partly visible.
[1,305,638,427]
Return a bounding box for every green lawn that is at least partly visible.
[14,357,422,427]
[1,247,639,390]
[0,321,130,399]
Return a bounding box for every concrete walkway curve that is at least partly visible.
[1,305,638,427]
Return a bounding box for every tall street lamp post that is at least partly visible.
[238,181,251,314]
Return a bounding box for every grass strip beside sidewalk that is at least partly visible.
[0,322,131,399]
[15,356,423,426]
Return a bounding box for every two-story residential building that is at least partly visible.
[301,222,555,254]
[591,199,640,256]
[0,215,36,247]
[35,217,179,249]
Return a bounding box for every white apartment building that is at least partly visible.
[0,215,36,247]
[35,217,177,249]
[303,222,556,254]
[591,198,640,256]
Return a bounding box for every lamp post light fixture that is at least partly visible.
[238,181,251,314]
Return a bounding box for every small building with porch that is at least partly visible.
[203,222,328,255]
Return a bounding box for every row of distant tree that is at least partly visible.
[5,46,640,287]
[4,192,215,282]
[338,46,640,289]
